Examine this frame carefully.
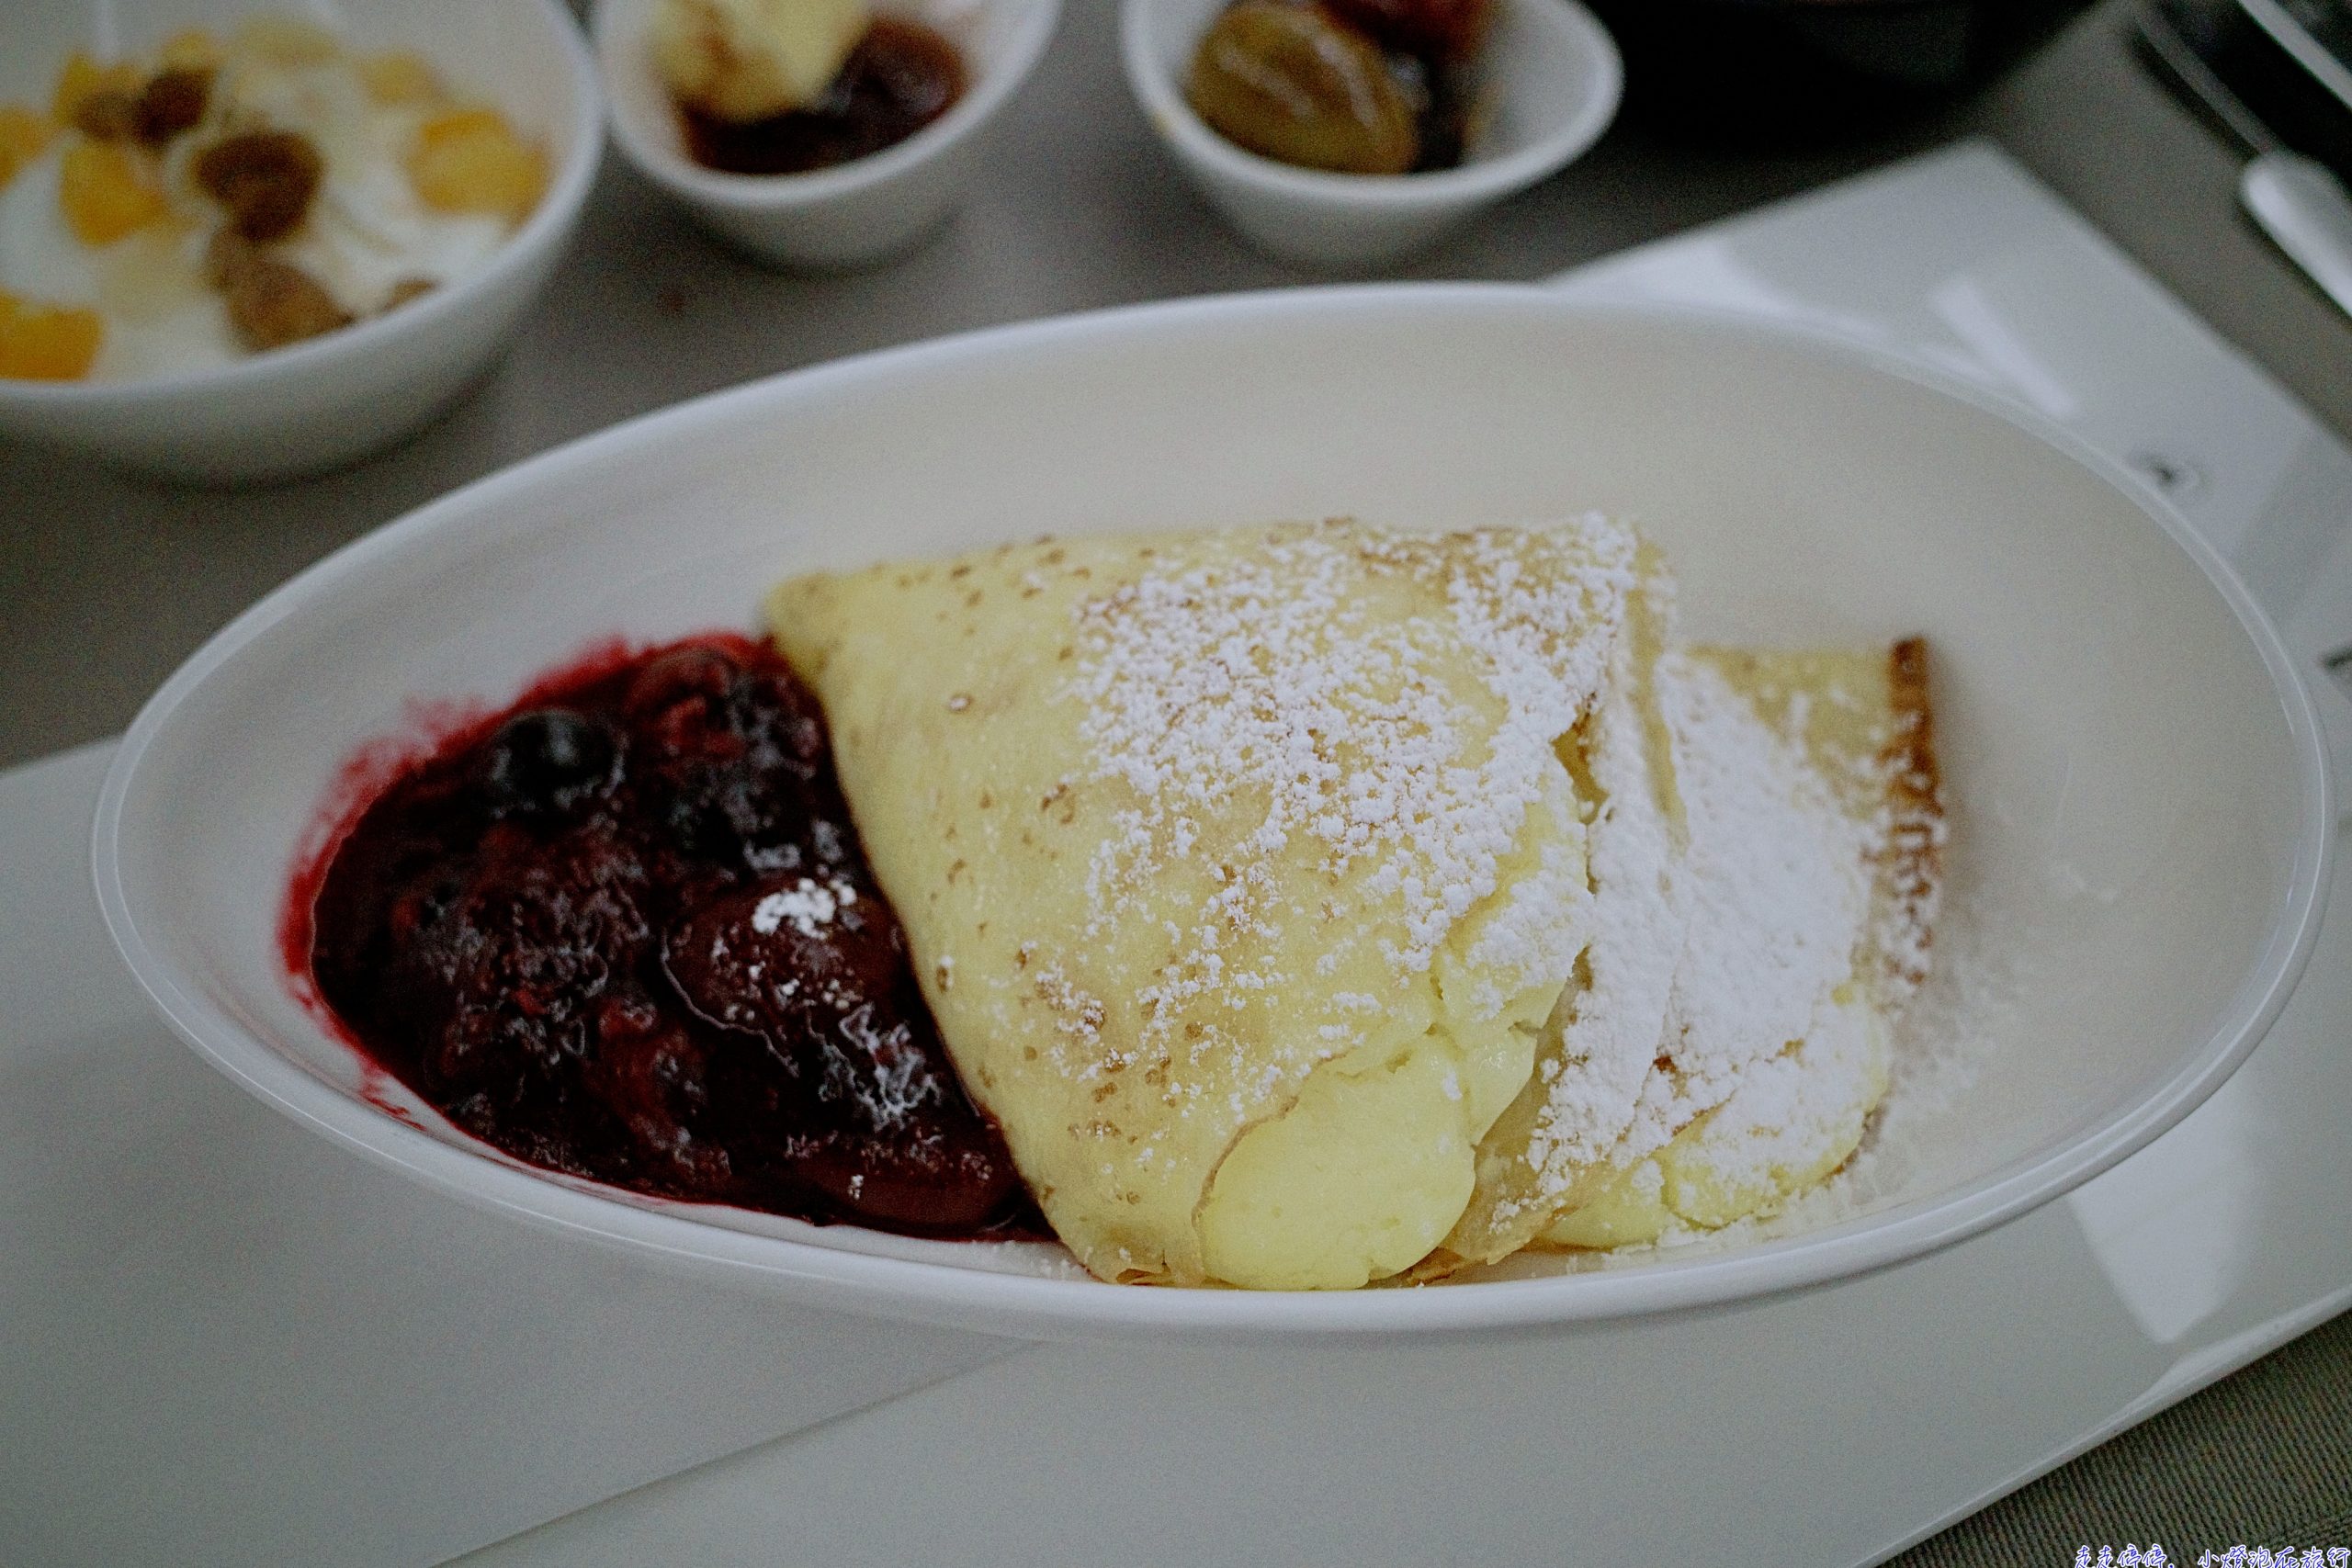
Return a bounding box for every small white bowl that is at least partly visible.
[593,0,1060,269]
[1123,0,1622,268]
[0,0,604,486]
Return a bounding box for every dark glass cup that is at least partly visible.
[1586,0,2095,143]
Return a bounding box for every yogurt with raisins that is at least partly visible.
[0,17,548,383]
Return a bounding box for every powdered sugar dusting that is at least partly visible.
[1071,517,1636,1043]
[1458,770,1591,1018]
[1518,660,1679,1193]
[750,876,858,937]
[1871,647,1946,997]
[1680,992,1878,1195]
[1521,649,1883,1220]
[1641,653,1871,1128]
[1521,926,2000,1272]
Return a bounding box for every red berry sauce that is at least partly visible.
[294,635,1035,1240]
[679,17,967,177]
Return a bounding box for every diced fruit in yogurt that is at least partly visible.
[59,140,167,245]
[0,107,53,187]
[51,53,145,130]
[4,22,546,381]
[0,291,103,380]
[408,108,548,223]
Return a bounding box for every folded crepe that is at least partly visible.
[769,519,1940,1288]
[1516,643,1940,1256]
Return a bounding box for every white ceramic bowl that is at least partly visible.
[0,0,603,486]
[593,0,1059,269]
[1122,0,1622,267]
[94,288,2332,1341]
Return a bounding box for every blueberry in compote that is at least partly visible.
[619,645,843,874]
[303,636,1035,1240]
[475,707,622,819]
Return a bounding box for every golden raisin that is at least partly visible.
[195,130,323,241]
[0,291,104,380]
[59,140,167,245]
[201,226,255,288]
[359,51,443,107]
[408,108,547,224]
[206,230,351,351]
[0,105,53,187]
[135,68,213,145]
[72,85,142,141]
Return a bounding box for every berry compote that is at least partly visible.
[300,635,1034,1238]
[679,17,967,177]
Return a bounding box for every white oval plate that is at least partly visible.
[92,287,2333,1340]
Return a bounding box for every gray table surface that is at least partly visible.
[5,0,2346,1557]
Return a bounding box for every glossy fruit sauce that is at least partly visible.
[680,17,967,176]
[290,635,1035,1239]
